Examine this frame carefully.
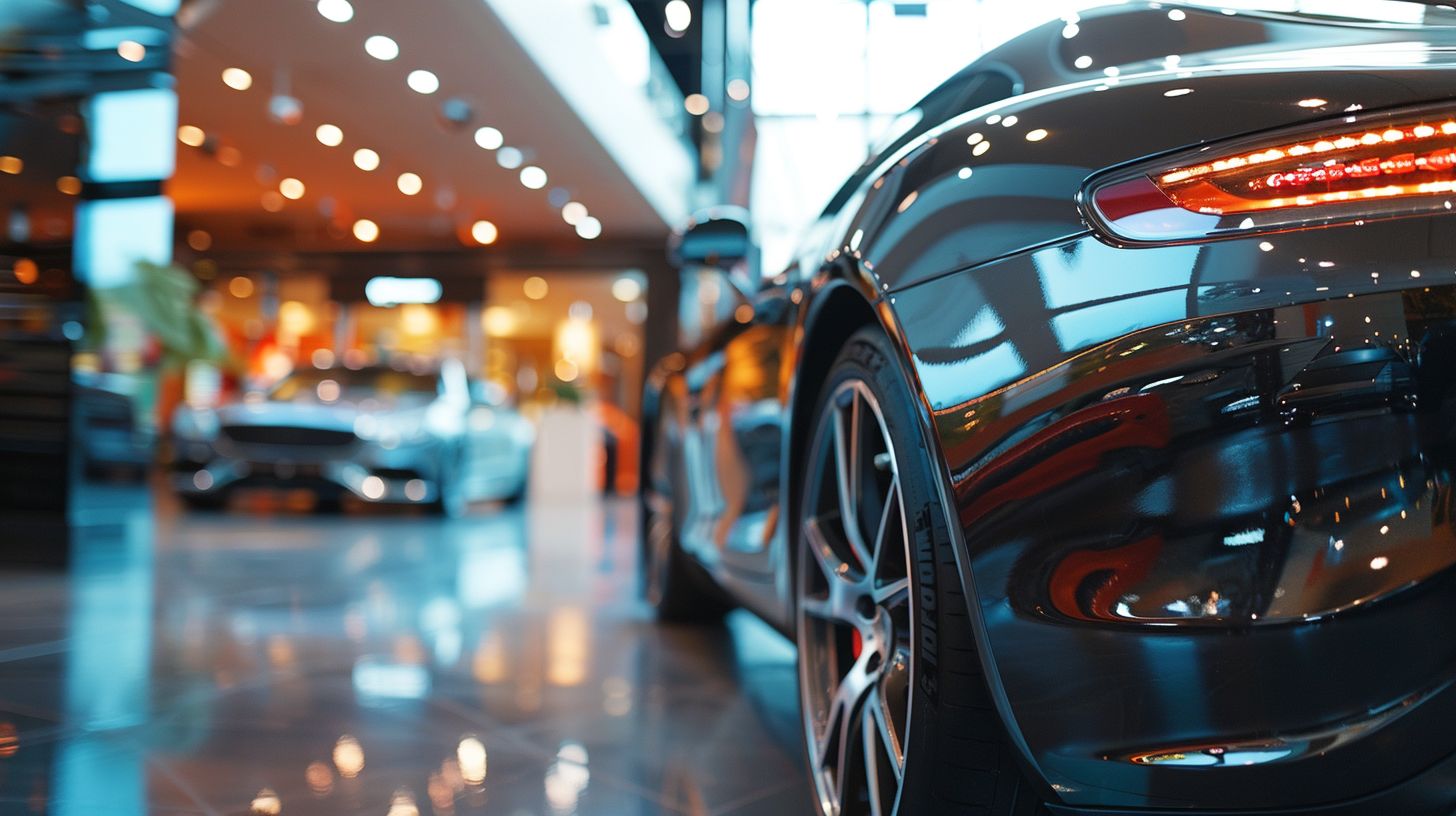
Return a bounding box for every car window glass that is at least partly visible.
[271,368,438,406]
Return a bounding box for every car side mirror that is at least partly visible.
[670,207,759,293]
[672,209,752,266]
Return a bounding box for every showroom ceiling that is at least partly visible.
[170,0,671,251]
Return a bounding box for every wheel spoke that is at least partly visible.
[870,474,899,567]
[862,699,887,816]
[832,398,872,571]
[799,595,835,620]
[826,655,872,813]
[872,576,910,607]
[871,686,904,782]
[803,518,856,610]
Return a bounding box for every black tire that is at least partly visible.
[795,326,1048,816]
[502,470,529,506]
[641,397,734,623]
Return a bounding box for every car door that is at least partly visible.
[676,266,794,585]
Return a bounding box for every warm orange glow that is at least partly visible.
[352,219,380,243]
[13,259,38,285]
[1154,114,1456,216]
[228,276,254,298]
[56,176,82,195]
[177,125,206,147]
[333,735,365,778]
[0,156,22,175]
[305,761,334,795]
[457,737,488,785]
[0,722,16,758]
[470,220,499,245]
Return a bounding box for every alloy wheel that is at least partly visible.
[798,379,913,816]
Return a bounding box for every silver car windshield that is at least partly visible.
[270,368,439,406]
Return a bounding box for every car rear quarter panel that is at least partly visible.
[859,41,1456,813]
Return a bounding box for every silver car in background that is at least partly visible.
[171,359,532,515]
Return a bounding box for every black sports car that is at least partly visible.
[642,3,1456,814]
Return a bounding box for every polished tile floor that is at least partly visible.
[0,484,809,815]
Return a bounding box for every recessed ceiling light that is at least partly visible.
[496,147,523,170]
[407,70,440,94]
[316,0,354,23]
[561,202,587,225]
[611,276,642,302]
[315,124,343,147]
[117,41,146,62]
[353,148,380,171]
[396,172,423,196]
[523,276,548,299]
[279,178,306,200]
[519,166,547,190]
[221,67,253,91]
[470,220,499,245]
[353,218,379,243]
[575,216,602,240]
[473,126,503,150]
[364,35,399,61]
[684,94,709,116]
[177,125,206,147]
[665,0,692,32]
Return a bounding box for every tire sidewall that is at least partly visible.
[795,327,950,816]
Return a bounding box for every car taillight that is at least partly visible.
[1084,103,1456,244]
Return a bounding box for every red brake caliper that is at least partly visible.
[851,628,863,660]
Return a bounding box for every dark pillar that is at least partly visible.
[643,257,681,371]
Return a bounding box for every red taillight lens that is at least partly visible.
[1084,104,1456,244]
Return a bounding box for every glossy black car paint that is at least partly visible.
[646,4,1456,812]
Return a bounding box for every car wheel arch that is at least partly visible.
[780,280,881,626]
[781,274,1049,797]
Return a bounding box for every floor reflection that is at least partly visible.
[0,486,807,814]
